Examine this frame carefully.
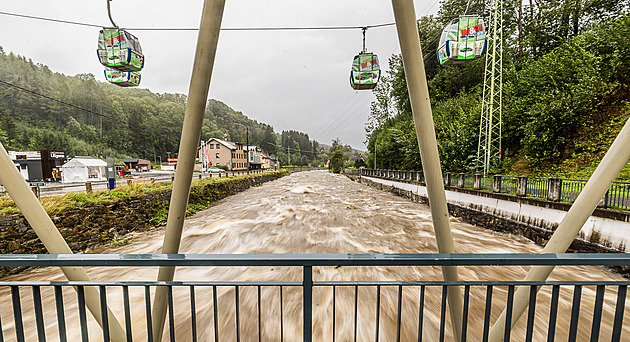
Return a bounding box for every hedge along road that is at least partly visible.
[0,170,628,340]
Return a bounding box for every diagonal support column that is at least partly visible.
[391,1,463,340]
[0,143,126,342]
[151,0,225,341]
[488,117,630,341]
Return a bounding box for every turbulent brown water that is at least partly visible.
[2,170,629,341]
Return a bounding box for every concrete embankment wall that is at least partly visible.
[357,176,630,255]
[0,172,285,277]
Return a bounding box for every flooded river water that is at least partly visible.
[2,170,628,341]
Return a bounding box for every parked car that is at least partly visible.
[208,167,225,174]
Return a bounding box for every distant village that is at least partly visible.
[9,137,280,184]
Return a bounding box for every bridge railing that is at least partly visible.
[1,253,629,341]
[360,168,630,211]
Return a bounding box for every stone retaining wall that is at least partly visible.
[0,172,284,277]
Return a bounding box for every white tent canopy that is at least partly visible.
[61,158,107,183]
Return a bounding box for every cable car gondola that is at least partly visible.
[436,15,486,66]
[97,28,144,73]
[96,1,144,87]
[350,27,381,90]
[104,67,141,87]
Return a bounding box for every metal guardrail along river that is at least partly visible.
[0,253,629,341]
[358,168,630,211]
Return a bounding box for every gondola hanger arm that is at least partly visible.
[106,0,118,28]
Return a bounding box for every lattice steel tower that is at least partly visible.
[477,0,503,176]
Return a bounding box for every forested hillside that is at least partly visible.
[367,0,629,180]
[0,48,326,166]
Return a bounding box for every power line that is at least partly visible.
[0,79,108,119]
[0,11,101,28]
[136,23,397,31]
[0,10,396,32]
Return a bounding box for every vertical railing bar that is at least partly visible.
[482,285,493,342]
[525,285,537,342]
[504,285,515,342]
[0,285,4,342]
[417,285,425,342]
[280,286,284,342]
[547,285,560,342]
[77,286,89,342]
[122,286,132,342]
[611,285,627,341]
[439,285,447,342]
[332,286,336,342]
[213,286,219,342]
[375,285,381,342]
[568,285,582,341]
[11,286,25,342]
[190,286,197,342]
[167,286,175,342]
[354,285,358,342]
[461,285,470,342]
[590,285,605,342]
[257,286,261,342]
[100,286,110,342]
[145,286,154,342]
[235,286,241,342]
[32,286,46,342]
[396,285,403,342]
[303,266,312,342]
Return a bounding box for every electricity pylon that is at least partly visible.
[477,0,503,176]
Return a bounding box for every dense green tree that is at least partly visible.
[0,50,326,164]
[366,1,629,175]
[329,150,344,173]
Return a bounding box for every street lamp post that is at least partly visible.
[266,141,278,170]
[235,123,249,174]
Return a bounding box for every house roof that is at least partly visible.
[205,138,238,150]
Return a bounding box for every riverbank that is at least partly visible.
[0,171,287,276]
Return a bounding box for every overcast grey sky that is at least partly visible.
[0,1,441,150]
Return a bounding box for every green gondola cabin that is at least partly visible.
[104,68,141,87]
[97,28,144,72]
[350,52,381,90]
[437,16,487,65]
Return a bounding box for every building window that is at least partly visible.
[216,153,220,158]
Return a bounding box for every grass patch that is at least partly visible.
[111,236,133,246]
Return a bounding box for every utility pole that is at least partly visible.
[288,147,290,165]
[373,142,377,169]
[152,1,225,341]
[391,0,463,339]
